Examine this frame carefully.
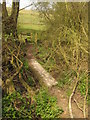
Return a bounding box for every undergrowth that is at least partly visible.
[35,89,64,118]
[3,89,63,119]
[2,92,33,119]
[20,58,36,87]
[78,72,88,96]
[57,70,88,97]
[57,70,76,88]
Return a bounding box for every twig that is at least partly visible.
[19,73,34,97]
[19,3,33,11]
[7,45,23,65]
[83,86,88,118]
[74,98,83,112]
[69,79,79,118]
[16,42,21,67]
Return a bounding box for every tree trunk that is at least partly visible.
[2,1,19,37]
[2,2,8,19]
[11,2,19,25]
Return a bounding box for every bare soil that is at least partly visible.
[49,86,84,118]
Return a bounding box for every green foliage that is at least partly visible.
[23,59,29,70]
[21,58,29,70]
[20,58,35,87]
[78,72,88,96]
[35,45,56,72]
[2,92,33,118]
[28,77,35,87]
[35,46,48,65]
[34,89,64,118]
[57,70,88,97]
[3,89,64,119]
[36,2,88,79]
[57,70,76,88]
[66,89,72,97]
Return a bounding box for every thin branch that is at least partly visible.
[19,3,33,11]
[83,83,88,118]
[74,98,83,112]
[69,79,79,118]
[34,3,53,25]
[19,73,34,96]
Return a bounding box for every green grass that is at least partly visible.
[6,7,46,32]
[18,10,46,33]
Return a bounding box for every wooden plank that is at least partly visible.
[28,58,58,87]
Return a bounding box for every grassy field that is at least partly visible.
[18,10,46,33]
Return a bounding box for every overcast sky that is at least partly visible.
[6,0,37,10]
[1,0,88,8]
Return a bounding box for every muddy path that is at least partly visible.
[26,44,85,118]
[49,86,84,118]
